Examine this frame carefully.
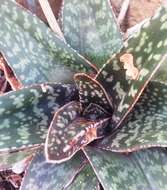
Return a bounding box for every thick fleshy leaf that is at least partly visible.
[0,83,77,152]
[96,5,167,129]
[96,81,167,152]
[0,0,97,86]
[66,164,99,190]
[83,103,110,120]
[84,147,167,190]
[46,101,109,163]
[125,15,167,79]
[61,0,123,67]
[74,73,113,112]
[0,148,36,170]
[21,150,87,190]
[154,60,167,83]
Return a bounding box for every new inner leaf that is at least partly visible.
[45,101,109,163]
[74,73,113,113]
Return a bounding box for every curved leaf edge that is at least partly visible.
[74,73,113,112]
[82,147,106,190]
[45,101,82,164]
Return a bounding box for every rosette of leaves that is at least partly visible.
[0,0,167,190]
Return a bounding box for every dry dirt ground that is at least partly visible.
[111,0,163,31]
[17,0,164,31]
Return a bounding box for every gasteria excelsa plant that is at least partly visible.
[0,0,167,189]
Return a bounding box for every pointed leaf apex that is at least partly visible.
[45,101,109,163]
[45,101,82,163]
[74,73,113,113]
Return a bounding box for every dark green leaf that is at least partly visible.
[96,5,167,129]
[0,0,97,86]
[0,83,77,152]
[61,0,123,67]
[83,103,110,120]
[154,60,167,83]
[74,73,113,112]
[66,164,99,190]
[126,18,167,85]
[45,101,109,163]
[21,149,87,190]
[84,146,167,190]
[0,148,36,170]
[96,81,167,152]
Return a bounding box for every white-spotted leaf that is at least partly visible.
[96,81,167,152]
[45,101,109,163]
[83,103,110,120]
[66,164,99,190]
[61,0,123,67]
[74,73,113,113]
[96,5,167,129]
[0,0,97,86]
[0,83,77,152]
[21,150,87,190]
[84,147,167,190]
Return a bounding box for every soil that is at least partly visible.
[16,0,62,22]
[110,0,163,31]
[17,0,164,32]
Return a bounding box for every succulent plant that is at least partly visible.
[0,0,167,189]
